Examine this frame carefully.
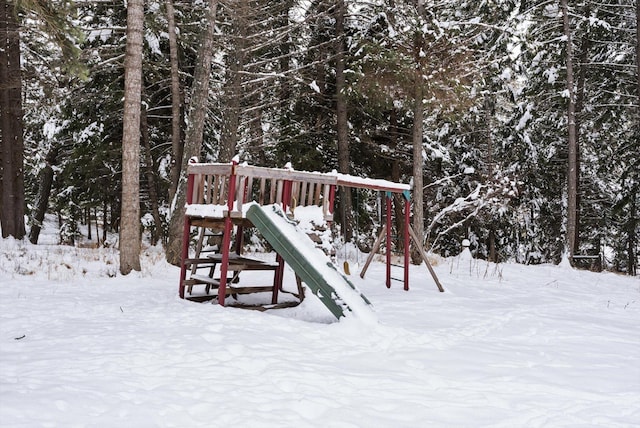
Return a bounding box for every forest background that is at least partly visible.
[0,0,638,276]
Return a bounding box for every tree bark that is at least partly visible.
[28,145,58,244]
[86,207,92,241]
[278,1,292,111]
[165,0,219,265]
[633,0,639,276]
[561,0,578,265]
[166,0,183,203]
[628,191,637,276]
[102,199,108,243]
[335,0,353,241]
[484,95,496,262]
[247,105,265,162]
[119,0,144,274]
[219,0,246,163]
[141,100,163,246]
[411,7,425,265]
[573,17,590,258]
[0,0,26,239]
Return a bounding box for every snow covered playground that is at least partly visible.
[178,159,442,321]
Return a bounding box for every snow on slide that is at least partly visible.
[246,204,376,324]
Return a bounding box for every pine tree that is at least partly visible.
[119,0,144,274]
[165,0,219,265]
[3,0,84,241]
[166,0,183,203]
[0,0,26,239]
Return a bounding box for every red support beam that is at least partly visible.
[282,179,292,211]
[234,177,249,256]
[179,172,196,299]
[328,184,336,222]
[272,179,293,302]
[272,253,283,304]
[403,193,411,291]
[217,160,238,306]
[386,192,392,288]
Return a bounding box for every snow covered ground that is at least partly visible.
[1,238,639,427]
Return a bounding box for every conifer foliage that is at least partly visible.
[8,0,639,275]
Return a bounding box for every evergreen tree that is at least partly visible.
[1,0,26,239]
[4,0,83,242]
[9,0,636,275]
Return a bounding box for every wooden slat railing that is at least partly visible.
[186,163,341,221]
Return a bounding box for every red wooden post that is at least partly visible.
[179,169,196,299]
[282,179,292,211]
[235,176,249,255]
[385,192,392,288]
[272,253,283,304]
[403,191,411,291]
[328,184,336,222]
[218,160,238,306]
[272,179,293,301]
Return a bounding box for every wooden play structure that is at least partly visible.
[178,158,442,320]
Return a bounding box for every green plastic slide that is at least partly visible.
[246,204,376,323]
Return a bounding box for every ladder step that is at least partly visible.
[187,274,220,285]
[186,274,239,285]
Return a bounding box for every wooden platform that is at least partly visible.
[183,254,280,296]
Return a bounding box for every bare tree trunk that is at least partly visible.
[219,80,240,161]
[411,8,425,265]
[165,0,219,265]
[633,1,639,276]
[141,100,163,246]
[483,95,495,179]
[335,0,353,241]
[86,207,92,240]
[561,0,578,265]
[628,191,637,276]
[411,76,424,264]
[28,145,58,244]
[0,0,26,239]
[573,17,591,258]
[483,94,497,262]
[102,199,108,243]
[179,0,218,166]
[219,0,247,163]
[94,207,100,245]
[166,0,183,202]
[278,1,292,110]
[247,106,265,162]
[119,0,144,274]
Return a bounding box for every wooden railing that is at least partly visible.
[186,162,338,221]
